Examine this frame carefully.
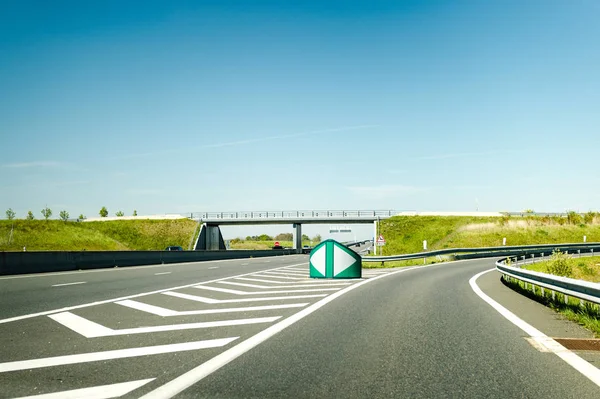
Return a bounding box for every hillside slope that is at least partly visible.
[0,219,199,251]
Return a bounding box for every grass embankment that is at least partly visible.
[378,215,600,256]
[365,214,600,268]
[0,219,199,251]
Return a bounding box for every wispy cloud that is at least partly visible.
[413,150,510,161]
[2,161,61,168]
[346,185,425,200]
[118,125,380,160]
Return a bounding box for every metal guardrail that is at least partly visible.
[189,210,400,221]
[362,242,600,262]
[495,259,600,306]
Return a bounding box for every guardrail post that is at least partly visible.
[564,294,569,304]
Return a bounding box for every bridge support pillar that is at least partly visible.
[293,223,303,254]
[194,224,226,250]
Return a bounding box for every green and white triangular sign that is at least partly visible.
[309,239,362,279]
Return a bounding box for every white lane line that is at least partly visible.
[208,267,219,269]
[0,338,238,373]
[255,273,308,280]
[218,281,351,289]
[116,299,308,316]
[255,271,308,278]
[14,378,155,399]
[51,282,86,287]
[163,291,327,304]
[48,312,281,338]
[139,263,429,398]
[469,269,600,388]
[235,277,316,284]
[193,285,341,295]
[241,263,249,266]
[155,272,172,276]
[0,262,308,324]
[268,269,306,275]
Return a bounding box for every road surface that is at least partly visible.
[0,256,598,398]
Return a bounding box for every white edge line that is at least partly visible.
[469,269,600,388]
[51,282,86,287]
[13,378,156,399]
[154,272,172,276]
[0,262,308,324]
[139,262,446,398]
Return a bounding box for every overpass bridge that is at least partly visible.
[191,210,400,252]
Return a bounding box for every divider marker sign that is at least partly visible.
[310,239,361,279]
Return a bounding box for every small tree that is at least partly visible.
[257,234,272,241]
[312,234,322,243]
[59,210,69,222]
[78,214,86,220]
[5,208,15,220]
[302,234,310,241]
[133,210,138,216]
[26,211,34,220]
[115,211,124,217]
[99,206,108,217]
[41,206,52,220]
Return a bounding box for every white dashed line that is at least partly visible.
[51,282,86,287]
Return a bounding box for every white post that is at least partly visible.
[373,219,378,256]
[502,237,506,246]
[583,235,587,243]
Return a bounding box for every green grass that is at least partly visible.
[0,219,198,251]
[503,275,600,337]
[377,215,600,256]
[362,255,454,269]
[522,255,600,283]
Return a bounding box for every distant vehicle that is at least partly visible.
[302,245,313,254]
[165,246,184,251]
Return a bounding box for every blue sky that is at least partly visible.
[1,0,600,231]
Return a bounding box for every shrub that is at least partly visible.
[566,211,582,225]
[546,250,573,277]
[99,207,108,217]
[115,211,124,217]
[26,211,34,220]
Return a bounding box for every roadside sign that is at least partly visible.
[310,239,362,279]
[274,241,280,246]
[376,235,385,246]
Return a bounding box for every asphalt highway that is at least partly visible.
[0,255,598,398]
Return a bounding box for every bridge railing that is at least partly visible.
[190,210,399,220]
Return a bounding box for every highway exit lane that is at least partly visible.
[183,258,600,398]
